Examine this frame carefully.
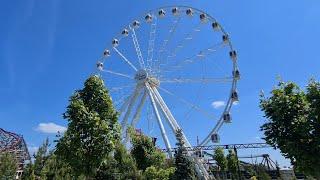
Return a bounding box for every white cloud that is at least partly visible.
[35,122,67,134]
[211,101,225,109]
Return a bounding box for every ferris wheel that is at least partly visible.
[96,6,239,179]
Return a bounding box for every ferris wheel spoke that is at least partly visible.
[101,69,133,80]
[129,25,145,70]
[156,16,182,73]
[158,86,215,120]
[163,22,202,62]
[161,42,225,73]
[146,15,157,72]
[113,47,138,71]
[114,95,130,108]
[109,84,135,93]
[160,77,233,84]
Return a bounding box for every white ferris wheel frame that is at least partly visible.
[96,6,239,179]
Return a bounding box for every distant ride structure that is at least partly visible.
[0,128,30,179]
[96,6,239,179]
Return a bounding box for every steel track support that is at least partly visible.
[146,83,173,158]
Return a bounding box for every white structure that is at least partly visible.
[96,6,240,179]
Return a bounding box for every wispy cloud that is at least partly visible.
[35,122,66,134]
[211,101,225,109]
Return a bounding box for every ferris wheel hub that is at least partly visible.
[134,69,160,87]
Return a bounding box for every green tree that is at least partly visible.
[143,166,175,180]
[33,138,50,177]
[96,143,141,180]
[173,129,196,180]
[256,165,271,180]
[55,75,120,178]
[129,128,166,171]
[40,153,75,180]
[260,80,320,178]
[21,163,35,180]
[0,152,17,180]
[213,147,227,179]
[226,150,238,180]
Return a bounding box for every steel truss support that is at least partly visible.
[146,83,173,158]
[162,143,271,152]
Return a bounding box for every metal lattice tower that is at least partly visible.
[0,128,30,179]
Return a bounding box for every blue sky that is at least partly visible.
[1,1,320,168]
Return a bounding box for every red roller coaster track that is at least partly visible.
[0,128,30,178]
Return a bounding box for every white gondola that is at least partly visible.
[103,49,110,57]
[172,7,179,16]
[145,14,153,23]
[212,22,220,31]
[231,90,239,102]
[211,133,220,143]
[223,113,232,123]
[186,8,193,16]
[229,50,237,61]
[122,29,129,36]
[200,13,207,22]
[112,39,119,47]
[233,69,240,80]
[96,62,103,70]
[158,9,166,17]
[222,34,229,44]
[132,20,140,28]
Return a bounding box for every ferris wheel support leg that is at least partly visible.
[123,89,148,144]
[121,86,141,142]
[146,83,173,158]
[148,88,177,135]
[131,89,147,127]
[151,87,191,146]
[151,87,212,180]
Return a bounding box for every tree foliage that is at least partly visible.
[55,75,120,177]
[173,129,196,180]
[40,153,75,180]
[129,128,166,171]
[214,147,227,171]
[0,152,17,180]
[33,138,50,177]
[213,147,227,179]
[143,166,175,180]
[95,143,141,180]
[260,80,320,178]
[226,150,238,180]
